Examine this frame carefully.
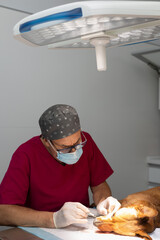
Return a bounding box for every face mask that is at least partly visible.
[48,140,83,165]
[57,148,83,165]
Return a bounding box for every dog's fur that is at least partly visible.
[94,187,160,240]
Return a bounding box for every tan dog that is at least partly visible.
[94,187,160,240]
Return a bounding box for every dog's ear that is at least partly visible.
[138,205,158,218]
[138,207,157,234]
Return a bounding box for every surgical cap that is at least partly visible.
[39,104,81,140]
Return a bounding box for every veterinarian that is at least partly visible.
[0,104,120,228]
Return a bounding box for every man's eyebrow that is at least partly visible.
[56,137,81,148]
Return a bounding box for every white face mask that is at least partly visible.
[48,140,83,165]
[56,148,83,165]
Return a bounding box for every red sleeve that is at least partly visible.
[84,132,113,187]
[0,148,30,205]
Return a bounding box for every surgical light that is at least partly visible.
[13,1,160,71]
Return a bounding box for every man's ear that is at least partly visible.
[138,206,158,218]
[41,137,50,148]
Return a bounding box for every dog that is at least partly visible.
[94,187,160,240]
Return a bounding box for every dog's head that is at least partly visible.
[94,201,158,240]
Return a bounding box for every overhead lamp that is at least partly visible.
[13,1,160,71]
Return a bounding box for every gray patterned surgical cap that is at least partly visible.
[39,104,81,140]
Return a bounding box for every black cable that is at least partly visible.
[0,5,32,14]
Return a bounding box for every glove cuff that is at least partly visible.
[53,212,58,228]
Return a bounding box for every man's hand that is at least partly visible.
[97,196,121,217]
[53,202,90,228]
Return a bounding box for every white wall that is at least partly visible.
[0,7,160,200]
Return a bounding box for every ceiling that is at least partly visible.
[0,0,81,13]
[1,0,160,14]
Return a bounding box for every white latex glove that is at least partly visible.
[53,202,90,228]
[97,196,121,217]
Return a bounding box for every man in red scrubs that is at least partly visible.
[0,104,120,228]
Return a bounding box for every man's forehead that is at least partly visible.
[52,130,81,147]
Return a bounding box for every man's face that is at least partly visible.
[51,130,82,153]
[42,130,82,162]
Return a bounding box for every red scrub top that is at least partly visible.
[0,132,113,212]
